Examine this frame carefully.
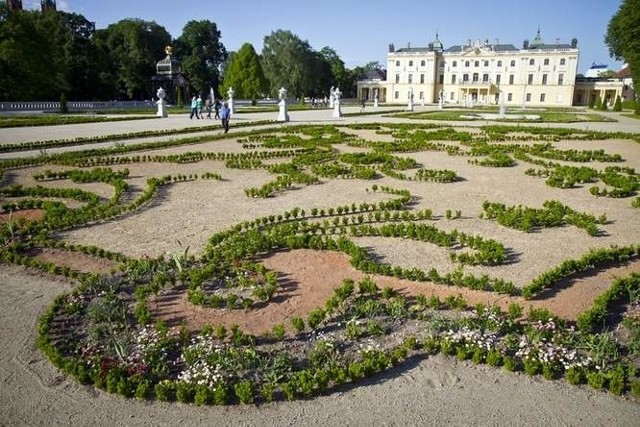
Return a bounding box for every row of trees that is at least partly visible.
[0,6,375,102]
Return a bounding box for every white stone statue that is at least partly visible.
[329,86,335,108]
[373,88,379,108]
[407,87,414,111]
[277,87,289,122]
[438,89,444,109]
[156,87,167,118]
[332,87,342,118]
[227,86,235,114]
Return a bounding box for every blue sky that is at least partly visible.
[24,0,624,74]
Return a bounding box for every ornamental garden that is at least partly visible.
[1,117,639,405]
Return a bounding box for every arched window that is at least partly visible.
[529,58,535,65]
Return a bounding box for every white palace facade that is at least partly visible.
[357,30,613,107]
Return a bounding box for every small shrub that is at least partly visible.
[503,356,518,372]
[565,367,585,385]
[272,323,286,341]
[486,350,503,367]
[194,385,214,406]
[234,380,254,404]
[291,316,305,333]
[586,371,606,390]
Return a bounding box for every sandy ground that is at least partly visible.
[1,109,640,425]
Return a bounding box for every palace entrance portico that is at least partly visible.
[458,80,498,105]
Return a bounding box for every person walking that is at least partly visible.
[189,95,198,119]
[196,94,203,119]
[220,102,231,133]
[213,98,221,119]
[205,97,212,119]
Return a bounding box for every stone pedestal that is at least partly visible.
[332,99,342,118]
[277,99,289,122]
[156,100,168,117]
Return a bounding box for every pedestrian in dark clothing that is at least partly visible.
[214,99,221,119]
[220,102,231,133]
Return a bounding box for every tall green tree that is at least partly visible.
[261,30,318,98]
[319,47,349,93]
[0,8,61,100]
[605,0,640,113]
[174,20,227,97]
[219,43,267,101]
[95,19,170,100]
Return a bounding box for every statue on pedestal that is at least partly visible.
[332,87,342,118]
[407,87,414,111]
[227,86,235,114]
[438,89,444,109]
[277,87,289,122]
[156,87,168,118]
[329,86,335,108]
[373,88,379,108]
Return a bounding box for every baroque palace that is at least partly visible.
[357,30,624,108]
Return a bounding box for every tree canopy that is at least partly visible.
[605,0,640,112]
[174,20,227,97]
[0,8,369,103]
[219,43,267,101]
[261,30,319,98]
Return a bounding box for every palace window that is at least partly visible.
[395,74,400,83]
[526,93,531,102]
[496,74,501,85]
[482,73,489,82]
[465,60,470,67]
[394,91,399,99]
[419,91,424,99]
[439,74,444,84]
[452,60,457,67]
[507,93,513,101]
[450,92,455,100]
[529,58,535,65]
[542,74,548,85]
[484,60,489,67]
[509,74,514,85]
[420,74,425,84]
[510,60,516,66]
[560,58,566,65]
[543,58,549,65]
[558,73,564,85]
[463,73,469,82]
[527,74,533,84]
[497,60,502,67]
[451,75,457,84]
[472,73,479,82]
[474,60,480,67]
[409,60,414,67]
[408,74,413,84]
[396,60,400,66]
[540,93,546,102]
[421,60,425,66]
